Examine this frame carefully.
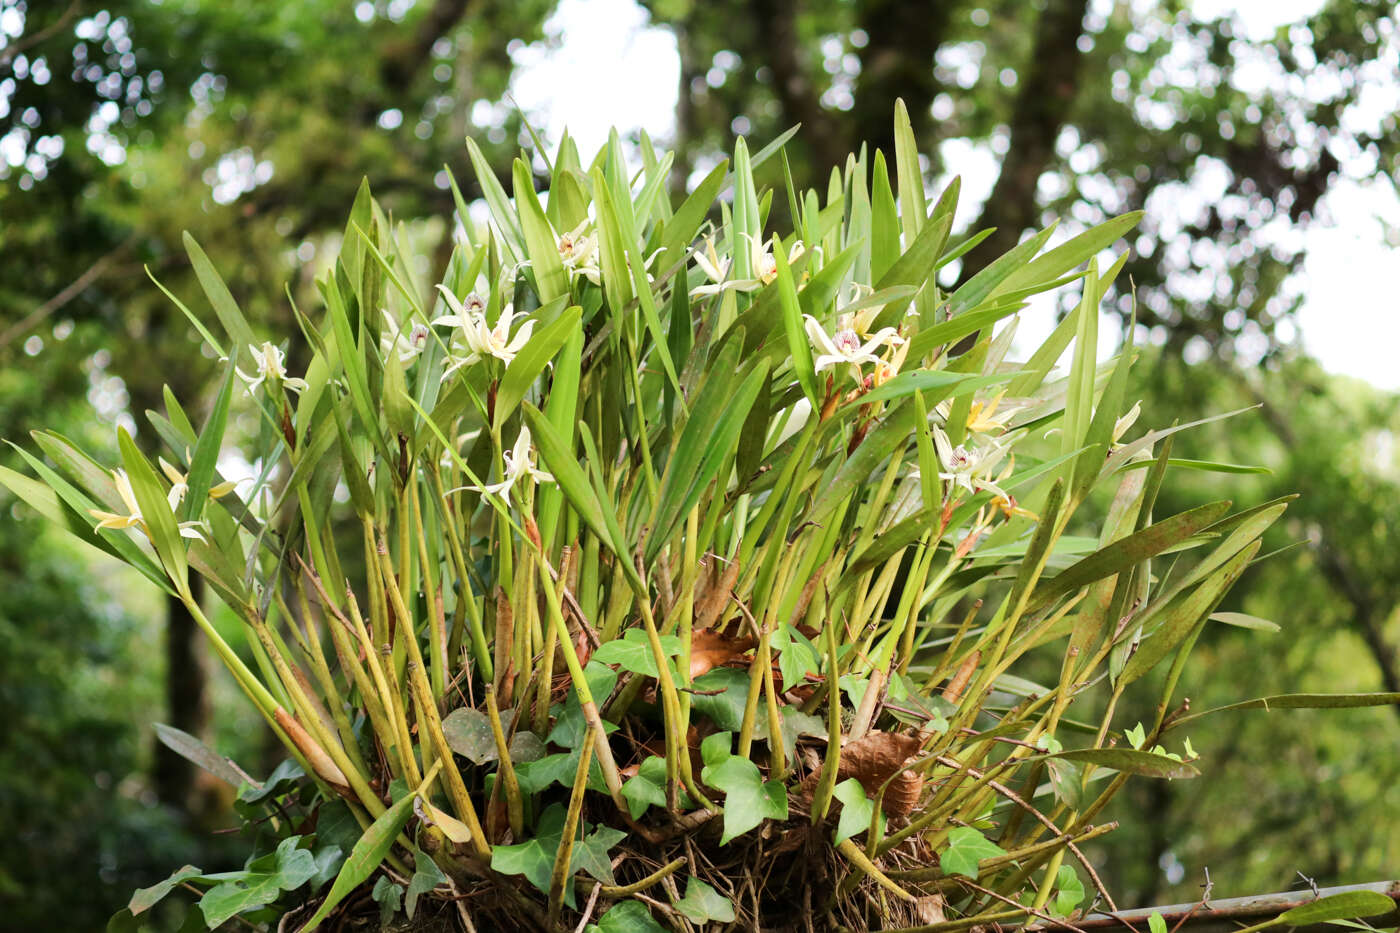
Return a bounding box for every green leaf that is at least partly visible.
[1209,612,1279,632]
[465,137,524,260]
[199,838,317,929]
[673,878,737,924]
[689,668,751,732]
[1119,540,1261,685]
[832,778,877,845]
[118,427,188,592]
[701,755,788,844]
[1046,748,1199,779]
[548,660,620,749]
[1029,501,1232,613]
[587,900,667,933]
[491,803,622,899]
[1148,911,1168,933]
[591,627,683,678]
[299,771,423,932]
[1276,891,1397,925]
[372,876,402,926]
[513,158,569,305]
[153,724,258,791]
[1120,457,1272,475]
[183,232,259,355]
[495,305,581,428]
[182,356,238,522]
[405,845,447,921]
[130,865,204,915]
[1054,865,1086,916]
[440,707,501,765]
[621,756,668,819]
[774,235,818,407]
[1177,692,1400,725]
[939,827,1007,879]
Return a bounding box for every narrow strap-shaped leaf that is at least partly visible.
[299,762,443,933]
[465,136,524,262]
[893,99,925,244]
[183,233,259,356]
[1118,539,1260,685]
[496,305,582,429]
[1029,501,1232,613]
[118,427,189,595]
[513,158,569,306]
[184,356,238,522]
[774,237,818,407]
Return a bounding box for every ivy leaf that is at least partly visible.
[702,755,788,844]
[491,805,566,895]
[548,661,619,748]
[673,878,737,923]
[771,624,820,686]
[689,668,750,731]
[1047,758,1085,811]
[441,707,508,764]
[621,756,677,819]
[939,827,1007,879]
[832,778,882,845]
[199,838,317,928]
[572,825,627,885]
[405,844,447,920]
[515,748,612,795]
[754,706,827,763]
[1054,865,1086,916]
[585,900,667,933]
[1125,722,1146,749]
[130,865,204,915]
[372,876,402,927]
[491,804,625,901]
[701,731,733,768]
[591,627,683,678]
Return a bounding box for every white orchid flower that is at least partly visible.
[380,311,431,363]
[556,220,601,284]
[89,469,208,540]
[931,425,1015,500]
[803,313,905,380]
[433,285,535,376]
[235,342,309,394]
[690,234,802,297]
[450,426,554,507]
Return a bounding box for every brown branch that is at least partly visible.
[0,236,134,352]
[0,0,81,69]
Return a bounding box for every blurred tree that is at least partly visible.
[1094,352,1400,905]
[648,0,1398,356]
[0,0,552,814]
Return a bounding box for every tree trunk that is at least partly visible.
[154,576,211,809]
[959,0,1090,282]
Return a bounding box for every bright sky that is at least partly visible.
[507,0,1400,390]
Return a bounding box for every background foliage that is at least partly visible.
[0,0,1397,926]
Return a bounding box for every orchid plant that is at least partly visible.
[9,104,1389,933]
